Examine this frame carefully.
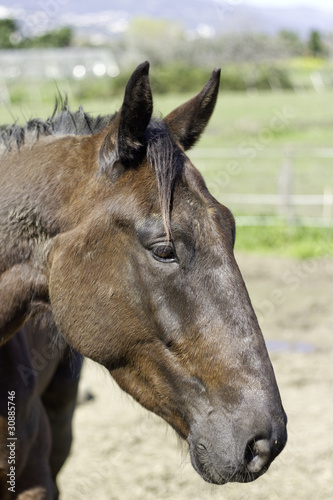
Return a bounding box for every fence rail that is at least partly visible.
[190,148,333,159]
[191,147,333,227]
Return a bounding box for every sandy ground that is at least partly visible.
[57,253,333,500]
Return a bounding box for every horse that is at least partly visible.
[0,61,287,499]
[0,318,82,499]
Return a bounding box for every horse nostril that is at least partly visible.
[244,438,272,474]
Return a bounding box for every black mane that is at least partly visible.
[1,101,184,236]
[0,100,115,151]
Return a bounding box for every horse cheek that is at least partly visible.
[48,243,109,361]
[47,237,140,368]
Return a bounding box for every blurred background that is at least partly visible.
[0,1,332,499]
[0,0,333,254]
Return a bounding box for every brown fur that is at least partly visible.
[0,62,287,498]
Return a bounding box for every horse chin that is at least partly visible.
[190,459,228,485]
[187,442,229,485]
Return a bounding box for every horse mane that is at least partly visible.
[0,97,115,151]
[1,99,184,236]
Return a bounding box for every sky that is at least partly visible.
[0,0,333,9]
[0,0,333,12]
[244,0,333,8]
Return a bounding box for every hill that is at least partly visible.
[0,1,333,39]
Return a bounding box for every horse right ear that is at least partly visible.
[99,61,153,181]
[164,68,220,151]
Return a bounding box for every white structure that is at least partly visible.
[0,47,119,80]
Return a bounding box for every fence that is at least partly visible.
[190,147,333,227]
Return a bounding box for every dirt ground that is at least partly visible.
[57,252,333,500]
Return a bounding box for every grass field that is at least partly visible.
[1,83,332,258]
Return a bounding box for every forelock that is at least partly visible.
[146,120,185,238]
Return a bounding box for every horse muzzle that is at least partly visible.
[187,413,287,485]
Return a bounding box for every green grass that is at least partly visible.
[234,226,333,259]
[2,84,333,147]
[1,82,332,259]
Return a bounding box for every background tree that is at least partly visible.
[0,18,17,49]
[308,30,327,57]
[278,30,304,56]
[20,27,73,48]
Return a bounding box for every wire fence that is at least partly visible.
[190,147,333,227]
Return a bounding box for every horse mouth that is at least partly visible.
[187,435,233,485]
[186,432,284,485]
[188,444,265,485]
[189,451,228,485]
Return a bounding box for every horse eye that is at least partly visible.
[151,243,178,263]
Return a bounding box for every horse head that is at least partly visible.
[48,62,287,485]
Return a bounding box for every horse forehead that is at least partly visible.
[174,168,234,237]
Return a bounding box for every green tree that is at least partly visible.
[125,17,185,66]
[308,30,327,57]
[0,18,17,49]
[20,27,73,48]
[278,29,304,56]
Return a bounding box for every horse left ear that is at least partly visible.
[164,68,221,151]
[99,61,153,179]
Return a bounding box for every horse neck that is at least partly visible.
[0,133,100,270]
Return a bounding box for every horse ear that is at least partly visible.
[164,68,221,150]
[99,61,153,179]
